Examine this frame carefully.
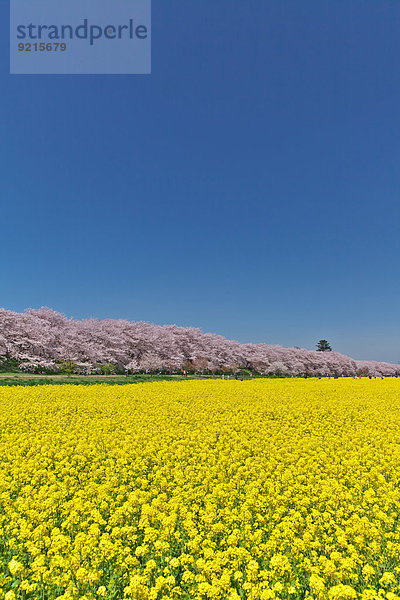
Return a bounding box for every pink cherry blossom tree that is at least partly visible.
[0,307,397,377]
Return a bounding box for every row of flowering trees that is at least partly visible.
[0,307,397,377]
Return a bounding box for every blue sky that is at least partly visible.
[1,1,399,362]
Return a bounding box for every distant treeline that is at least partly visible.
[0,308,398,377]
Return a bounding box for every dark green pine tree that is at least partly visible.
[316,339,332,352]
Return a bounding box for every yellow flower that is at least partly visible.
[165,575,176,587]
[362,589,380,600]
[379,573,396,589]
[170,557,180,568]
[329,584,357,600]
[8,558,23,576]
[363,565,376,582]
[310,574,326,597]
[261,589,276,600]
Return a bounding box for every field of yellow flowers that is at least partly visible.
[0,379,399,600]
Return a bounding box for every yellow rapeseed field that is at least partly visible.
[0,379,399,600]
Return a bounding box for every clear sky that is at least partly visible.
[1,1,399,363]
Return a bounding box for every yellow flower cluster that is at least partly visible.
[0,379,399,600]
